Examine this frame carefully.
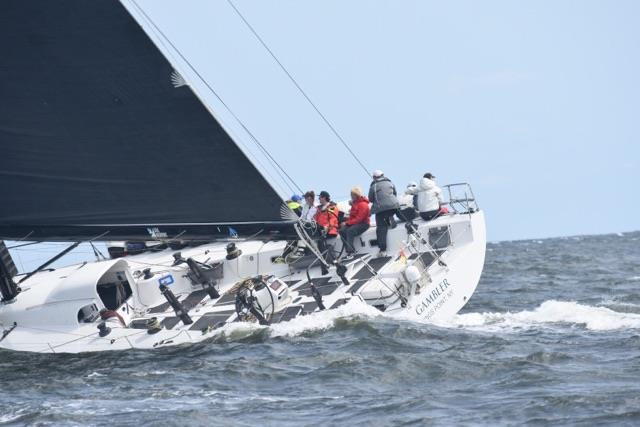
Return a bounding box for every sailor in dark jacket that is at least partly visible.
[368,170,400,256]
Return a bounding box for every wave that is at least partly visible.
[443,300,640,332]
[0,408,30,424]
[195,299,639,344]
[270,299,382,338]
[207,298,382,342]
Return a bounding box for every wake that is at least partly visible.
[444,300,640,332]
[201,299,640,343]
[206,298,383,342]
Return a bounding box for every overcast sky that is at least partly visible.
[8,1,640,272]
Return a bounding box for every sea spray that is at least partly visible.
[443,300,640,332]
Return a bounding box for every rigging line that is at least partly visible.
[128,0,302,195]
[18,242,81,284]
[89,242,107,261]
[16,231,34,243]
[226,0,371,177]
[14,251,25,274]
[6,241,42,250]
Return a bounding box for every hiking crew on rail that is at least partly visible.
[339,186,370,261]
[289,170,445,263]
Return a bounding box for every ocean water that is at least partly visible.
[2,231,640,426]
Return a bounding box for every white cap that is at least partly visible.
[372,169,384,178]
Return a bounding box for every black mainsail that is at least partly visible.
[0,0,294,241]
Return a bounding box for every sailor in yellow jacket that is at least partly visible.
[286,194,303,217]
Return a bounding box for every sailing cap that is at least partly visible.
[291,194,302,202]
[319,190,331,200]
[372,170,384,178]
[424,172,436,179]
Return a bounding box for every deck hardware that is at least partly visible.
[159,284,193,325]
[97,322,111,337]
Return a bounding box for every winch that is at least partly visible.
[234,276,291,325]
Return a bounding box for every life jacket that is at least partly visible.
[286,200,302,217]
[314,202,340,236]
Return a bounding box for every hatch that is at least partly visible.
[96,268,133,310]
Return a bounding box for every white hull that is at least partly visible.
[0,210,486,353]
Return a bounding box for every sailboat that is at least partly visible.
[0,0,486,353]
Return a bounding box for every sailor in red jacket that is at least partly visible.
[314,190,340,237]
[313,190,341,273]
[339,186,371,258]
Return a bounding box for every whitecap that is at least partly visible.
[132,370,168,377]
[599,298,640,309]
[203,298,381,341]
[440,300,640,332]
[208,320,265,341]
[0,411,27,423]
[269,298,381,338]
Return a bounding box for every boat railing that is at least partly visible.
[366,182,479,303]
[442,183,479,214]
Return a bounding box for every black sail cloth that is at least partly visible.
[0,0,294,241]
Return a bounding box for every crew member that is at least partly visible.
[339,186,370,259]
[405,172,444,221]
[397,181,418,222]
[301,190,317,222]
[314,190,340,272]
[368,170,400,257]
[286,194,303,217]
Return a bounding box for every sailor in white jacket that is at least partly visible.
[301,190,317,223]
[405,172,444,221]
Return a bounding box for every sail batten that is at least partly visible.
[0,0,292,241]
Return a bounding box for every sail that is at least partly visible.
[0,0,294,241]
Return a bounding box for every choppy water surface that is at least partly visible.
[2,232,640,426]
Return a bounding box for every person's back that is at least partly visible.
[407,172,443,221]
[368,174,400,215]
[398,182,418,222]
[417,178,442,211]
[367,170,399,256]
